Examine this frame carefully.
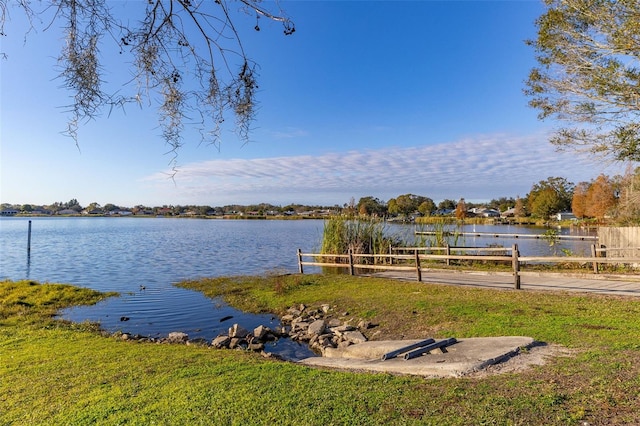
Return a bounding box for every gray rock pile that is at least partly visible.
[211,303,374,355]
[112,303,377,357]
[278,303,373,354]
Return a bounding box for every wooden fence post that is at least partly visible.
[512,244,521,290]
[415,250,422,282]
[445,243,451,266]
[590,244,599,274]
[297,249,304,274]
[348,249,355,276]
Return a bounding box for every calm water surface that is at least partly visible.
[412,223,596,256]
[1,217,324,359]
[1,217,595,358]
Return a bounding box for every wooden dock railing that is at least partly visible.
[297,245,640,290]
[414,231,598,241]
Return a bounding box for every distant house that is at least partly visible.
[501,208,516,218]
[0,209,19,216]
[557,212,577,221]
[57,209,79,215]
[434,209,454,216]
[470,207,501,218]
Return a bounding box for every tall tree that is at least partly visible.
[455,198,467,220]
[526,0,640,161]
[1,1,294,157]
[86,202,102,212]
[513,196,526,218]
[529,187,559,219]
[394,194,418,217]
[527,177,574,219]
[103,203,120,212]
[615,166,640,223]
[357,196,386,217]
[418,199,436,217]
[65,198,83,212]
[586,174,617,220]
[386,198,399,216]
[571,182,590,219]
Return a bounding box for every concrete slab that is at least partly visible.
[298,336,534,377]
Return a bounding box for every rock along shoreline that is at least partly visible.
[110,303,377,360]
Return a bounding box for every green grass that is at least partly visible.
[3,277,640,425]
[180,274,640,348]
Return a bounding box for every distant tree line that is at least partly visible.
[4,168,639,224]
[1,201,340,217]
[354,168,639,224]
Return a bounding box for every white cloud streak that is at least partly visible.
[143,133,618,205]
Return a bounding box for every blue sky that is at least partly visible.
[0,1,623,208]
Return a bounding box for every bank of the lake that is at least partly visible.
[0,217,326,343]
[2,276,640,425]
[0,217,598,342]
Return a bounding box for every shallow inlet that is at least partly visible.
[59,287,317,361]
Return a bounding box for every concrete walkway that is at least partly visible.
[299,336,535,378]
[372,269,640,297]
[298,271,640,377]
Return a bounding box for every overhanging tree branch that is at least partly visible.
[1,0,295,164]
[526,0,640,162]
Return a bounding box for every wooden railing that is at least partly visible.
[297,245,640,290]
[414,231,598,241]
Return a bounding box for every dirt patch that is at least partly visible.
[300,337,570,378]
[464,342,575,378]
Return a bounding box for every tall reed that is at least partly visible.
[415,218,463,247]
[320,217,402,264]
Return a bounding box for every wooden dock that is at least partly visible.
[415,231,597,241]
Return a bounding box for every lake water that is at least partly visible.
[0,217,325,359]
[0,217,595,358]
[410,222,597,256]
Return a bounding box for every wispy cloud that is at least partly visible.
[143,132,618,205]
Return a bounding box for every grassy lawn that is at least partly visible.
[2,276,640,425]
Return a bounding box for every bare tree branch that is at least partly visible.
[0,0,295,165]
[526,0,640,162]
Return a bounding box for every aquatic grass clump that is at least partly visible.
[414,216,457,225]
[320,217,403,264]
[0,279,116,326]
[415,218,463,247]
